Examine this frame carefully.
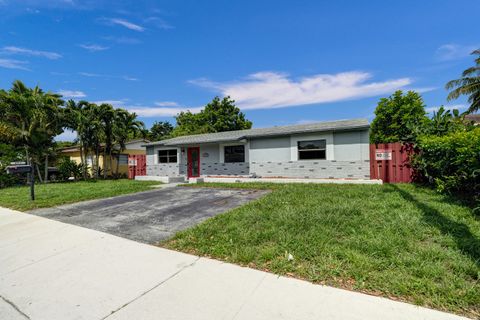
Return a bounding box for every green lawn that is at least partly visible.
[164,183,480,318]
[0,179,160,211]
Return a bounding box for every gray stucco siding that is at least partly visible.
[249,137,291,162]
[333,130,369,161]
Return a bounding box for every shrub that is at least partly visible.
[57,158,85,181]
[0,143,23,188]
[412,128,480,206]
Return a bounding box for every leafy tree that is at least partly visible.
[370,90,428,144]
[148,121,173,141]
[446,49,480,114]
[171,96,252,137]
[0,80,64,183]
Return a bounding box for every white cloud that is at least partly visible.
[126,106,202,117]
[144,16,173,30]
[78,72,138,81]
[122,75,139,81]
[155,101,180,107]
[105,18,145,32]
[435,44,478,61]
[2,46,61,59]
[58,90,86,98]
[78,72,103,77]
[425,104,468,113]
[102,36,141,45]
[78,44,109,52]
[190,71,413,110]
[92,100,127,106]
[0,58,29,70]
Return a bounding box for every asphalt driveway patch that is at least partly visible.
[29,186,269,244]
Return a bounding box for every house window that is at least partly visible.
[298,140,326,160]
[224,145,245,163]
[158,149,177,163]
[117,154,128,165]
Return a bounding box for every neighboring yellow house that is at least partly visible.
[58,139,149,176]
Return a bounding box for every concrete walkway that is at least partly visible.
[0,208,469,320]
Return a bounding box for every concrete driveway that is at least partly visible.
[29,186,269,244]
[0,208,467,320]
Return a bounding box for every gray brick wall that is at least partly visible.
[178,162,250,176]
[201,162,249,176]
[146,164,181,177]
[147,160,369,179]
[250,160,370,179]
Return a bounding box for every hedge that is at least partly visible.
[413,128,480,206]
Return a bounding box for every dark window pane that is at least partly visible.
[158,149,177,163]
[298,140,326,150]
[298,150,326,160]
[224,145,245,163]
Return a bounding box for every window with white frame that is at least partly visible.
[117,154,128,165]
[158,149,177,163]
[297,140,326,160]
[224,145,245,163]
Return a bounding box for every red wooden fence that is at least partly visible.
[369,143,414,183]
[128,154,146,179]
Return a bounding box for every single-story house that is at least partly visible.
[142,119,370,180]
[59,139,149,176]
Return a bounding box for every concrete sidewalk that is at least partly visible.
[0,208,468,320]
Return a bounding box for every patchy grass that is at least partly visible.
[164,183,480,318]
[0,179,160,211]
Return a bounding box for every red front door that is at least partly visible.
[187,147,200,178]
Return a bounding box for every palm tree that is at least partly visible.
[64,100,98,179]
[112,109,144,176]
[446,49,480,114]
[97,103,115,178]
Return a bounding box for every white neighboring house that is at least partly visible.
[142,119,370,180]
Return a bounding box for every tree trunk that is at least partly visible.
[109,150,113,179]
[36,163,43,183]
[44,154,48,183]
[95,146,100,179]
[25,146,31,185]
[103,148,107,179]
[79,143,87,180]
[115,152,120,178]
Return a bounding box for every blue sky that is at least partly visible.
[0,0,478,140]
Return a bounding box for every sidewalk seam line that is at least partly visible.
[0,295,31,319]
[101,256,201,320]
[231,273,268,320]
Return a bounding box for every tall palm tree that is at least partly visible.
[446,49,480,114]
[112,109,144,176]
[64,100,98,179]
[97,103,115,178]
